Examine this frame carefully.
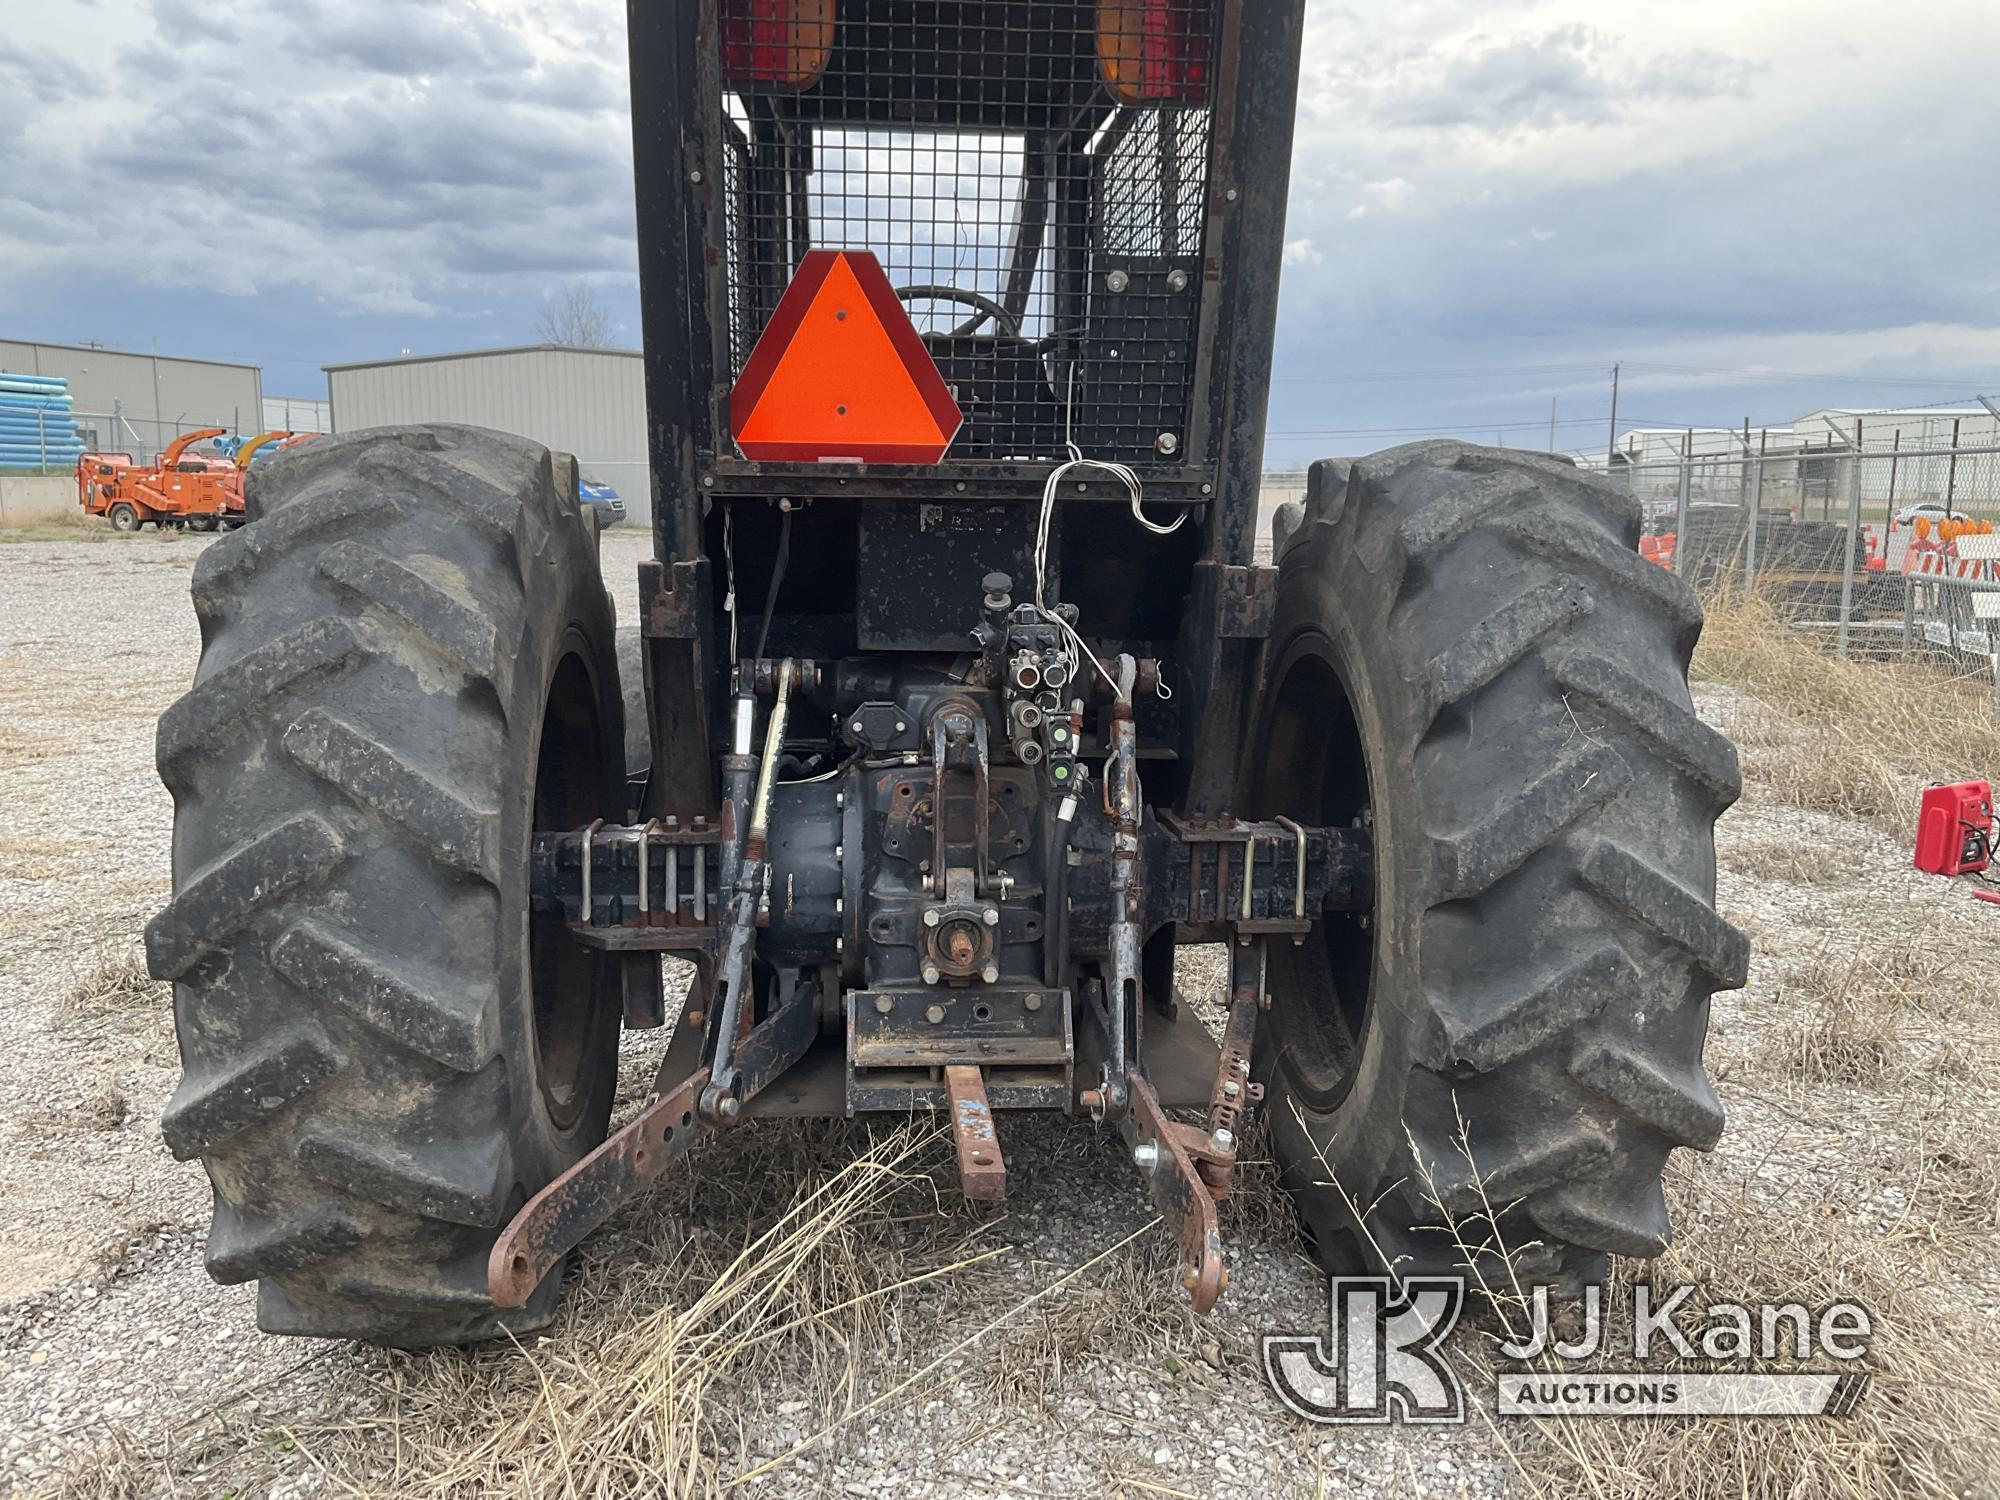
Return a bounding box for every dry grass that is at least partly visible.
[1892,1122,2000,1251]
[71,1120,1164,1499]
[0,721,62,771]
[58,945,168,1018]
[1770,936,1987,1086]
[0,509,115,544]
[1293,1101,2000,1500]
[1719,835,1856,886]
[20,1076,132,1135]
[977,1239,1194,1409]
[1504,1168,2000,1500]
[0,831,79,879]
[1695,591,2000,834]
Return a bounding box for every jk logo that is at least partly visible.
[1262,1277,1467,1424]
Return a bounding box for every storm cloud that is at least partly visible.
[1,0,1995,449]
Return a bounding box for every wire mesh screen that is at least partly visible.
[713,0,1220,466]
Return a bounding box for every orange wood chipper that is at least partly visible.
[77,428,247,531]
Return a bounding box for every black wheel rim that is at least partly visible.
[528,640,608,1133]
[1254,630,1378,1114]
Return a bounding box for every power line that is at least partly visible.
[1271,362,1609,385]
[1269,359,1999,390]
[1265,413,1623,439]
[1621,360,2000,389]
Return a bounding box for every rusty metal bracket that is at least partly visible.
[1121,1071,1228,1313]
[1217,563,1277,639]
[1197,939,1265,1197]
[639,556,711,639]
[489,1067,709,1307]
[945,1065,1006,1201]
[489,979,820,1308]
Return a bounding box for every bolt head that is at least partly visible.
[981,963,1000,984]
[894,720,907,733]
[925,1004,946,1024]
[874,995,894,1014]
[923,908,941,927]
[1223,1080,1240,1098]
[1132,1141,1160,1170]
[1106,269,1130,293]
[982,907,1000,926]
[852,721,865,734]
[1210,1128,1235,1153]
[922,964,941,985]
[1024,993,1043,1011]
[718,1095,741,1119]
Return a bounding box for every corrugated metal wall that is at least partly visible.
[0,339,263,461]
[327,347,652,525]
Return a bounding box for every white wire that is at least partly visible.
[723,500,739,667]
[1033,364,1191,700]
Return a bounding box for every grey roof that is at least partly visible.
[324,342,643,374]
[1,335,260,372]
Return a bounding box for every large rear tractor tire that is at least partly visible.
[1250,442,1746,1292]
[148,424,625,1345]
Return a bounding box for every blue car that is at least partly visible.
[579,473,626,527]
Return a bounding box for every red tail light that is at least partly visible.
[1097,0,1209,104]
[721,0,837,89]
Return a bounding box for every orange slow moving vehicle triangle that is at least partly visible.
[730,250,963,464]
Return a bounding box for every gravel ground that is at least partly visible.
[3,528,1995,1498]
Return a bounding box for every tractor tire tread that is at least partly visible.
[151,422,617,1346]
[1261,439,1742,1291]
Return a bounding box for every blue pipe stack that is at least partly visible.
[0,373,86,470]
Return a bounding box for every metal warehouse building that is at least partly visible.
[326,345,651,525]
[0,337,263,461]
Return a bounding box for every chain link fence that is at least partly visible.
[1619,416,2000,704]
[3,406,322,480]
[1255,406,2000,709]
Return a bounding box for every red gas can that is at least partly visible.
[1914,780,1993,876]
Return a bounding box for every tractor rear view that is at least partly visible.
[150,0,1744,1346]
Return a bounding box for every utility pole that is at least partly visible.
[1548,396,1558,452]
[1740,417,1751,515]
[1606,362,1620,466]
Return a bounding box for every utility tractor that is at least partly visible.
[150,0,1744,1345]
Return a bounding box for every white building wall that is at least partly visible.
[327,346,652,524]
[262,395,333,433]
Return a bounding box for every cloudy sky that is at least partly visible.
[4,0,1998,462]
